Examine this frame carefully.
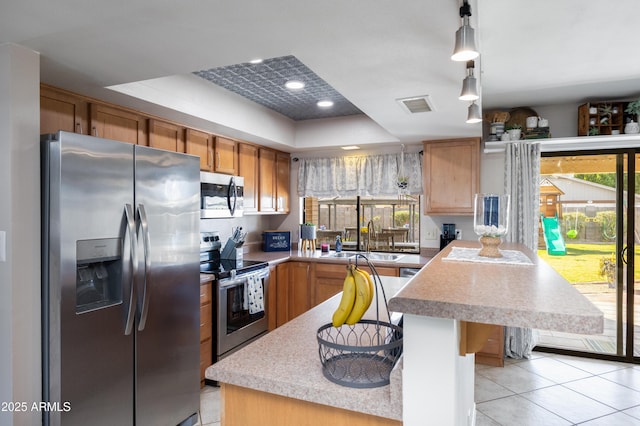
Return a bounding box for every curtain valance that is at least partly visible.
[297,152,422,197]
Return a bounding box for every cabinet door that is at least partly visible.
[199,281,213,386]
[275,263,290,327]
[40,85,88,135]
[267,265,278,331]
[186,128,213,171]
[276,152,290,213]
[314,263,349,306]
[275,262,313,327]
[475,325,504,367]
[259,148,276,212]
[288,262,313,320]
[89,103,147,145]
[423,138,479,215]
[238,143,259,212]
[214,137,237,175]
[149,119,185,152]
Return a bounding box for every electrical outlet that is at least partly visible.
[424,226,438,240]
[455,229,462,240]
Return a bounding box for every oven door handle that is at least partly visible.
[218,276,247,289]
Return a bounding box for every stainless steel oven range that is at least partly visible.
[200,232,270,370]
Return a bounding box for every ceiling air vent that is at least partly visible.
[397,96,435,114]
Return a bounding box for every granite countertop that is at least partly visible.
[206,276,410,421]
[388,240,604,335]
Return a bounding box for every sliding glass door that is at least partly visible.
[537,150,639,361]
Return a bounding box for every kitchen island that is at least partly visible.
[388,240,603,426]
[207,241,603,426]
[207,276,409,425]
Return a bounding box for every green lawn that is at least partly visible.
[537,243,615,284]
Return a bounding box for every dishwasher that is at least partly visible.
[399,267,422,277]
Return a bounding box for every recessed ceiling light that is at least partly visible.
[285,80,305,90]
[341,145,360,150]
[249,58,263,64]
[317,100,334,108]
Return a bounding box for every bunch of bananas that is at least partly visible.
[332,264,375,327]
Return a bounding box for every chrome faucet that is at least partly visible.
[365,220,375,252]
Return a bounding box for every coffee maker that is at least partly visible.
[440,223,456,250]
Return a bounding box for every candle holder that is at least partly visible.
[473,194,510,257]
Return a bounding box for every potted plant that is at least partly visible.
[506,124,522,140]
[625,99,640,134]
[300,222,317,240]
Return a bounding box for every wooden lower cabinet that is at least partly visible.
[267,264,278,331]
[314,263,399,306]
[200,280,213,387]
[220,384,401,426]
[475,325,504,367]
[274,261,399,328]
[275,262,313,327]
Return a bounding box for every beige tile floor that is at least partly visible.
[197,352,640,425]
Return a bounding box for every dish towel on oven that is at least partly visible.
[247,273,264,314]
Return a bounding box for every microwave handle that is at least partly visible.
[228,176,237,216]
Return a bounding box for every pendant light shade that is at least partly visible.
[466,102,482,123]
[459,60,479,101]
[451,1,479,62]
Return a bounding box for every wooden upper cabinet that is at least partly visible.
[259,148,277,212]
[40,85,88,135]
[149,119,185,152]
[214,137,237,175]
[238,143,259,213]
[186,128,213,171]
[423,137,480,215]
[89,103,147,145]
[276,153,290,213]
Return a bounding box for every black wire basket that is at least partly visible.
[317,255,403,388]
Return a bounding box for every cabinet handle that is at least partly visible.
[216,152,220,169]
[209,151,213,169]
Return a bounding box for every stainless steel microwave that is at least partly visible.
[200,171,244,218]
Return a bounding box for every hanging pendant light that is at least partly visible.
[452,0,479,62]
[466,101,482,123]
[459,60,479,101]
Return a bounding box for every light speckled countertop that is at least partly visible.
[388,240,604,335]
[206,276,410,421]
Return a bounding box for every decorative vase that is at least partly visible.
[478,236,503,258]
[473,194,510,258]
[625,121,640,134]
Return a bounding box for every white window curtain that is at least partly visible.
[297,152,422,197]
[503,141,541,359]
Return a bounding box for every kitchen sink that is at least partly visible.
[325,252,404,262]
[362,253,404,262]
[326,252,355,258]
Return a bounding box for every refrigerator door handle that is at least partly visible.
[123,203,137,335]
[136,203,151,331]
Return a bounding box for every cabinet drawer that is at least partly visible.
[200,303,212,342]
[200,282,212,305]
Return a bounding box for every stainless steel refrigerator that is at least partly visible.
[41,131,201,426]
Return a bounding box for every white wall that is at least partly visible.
[0,43,41,426]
